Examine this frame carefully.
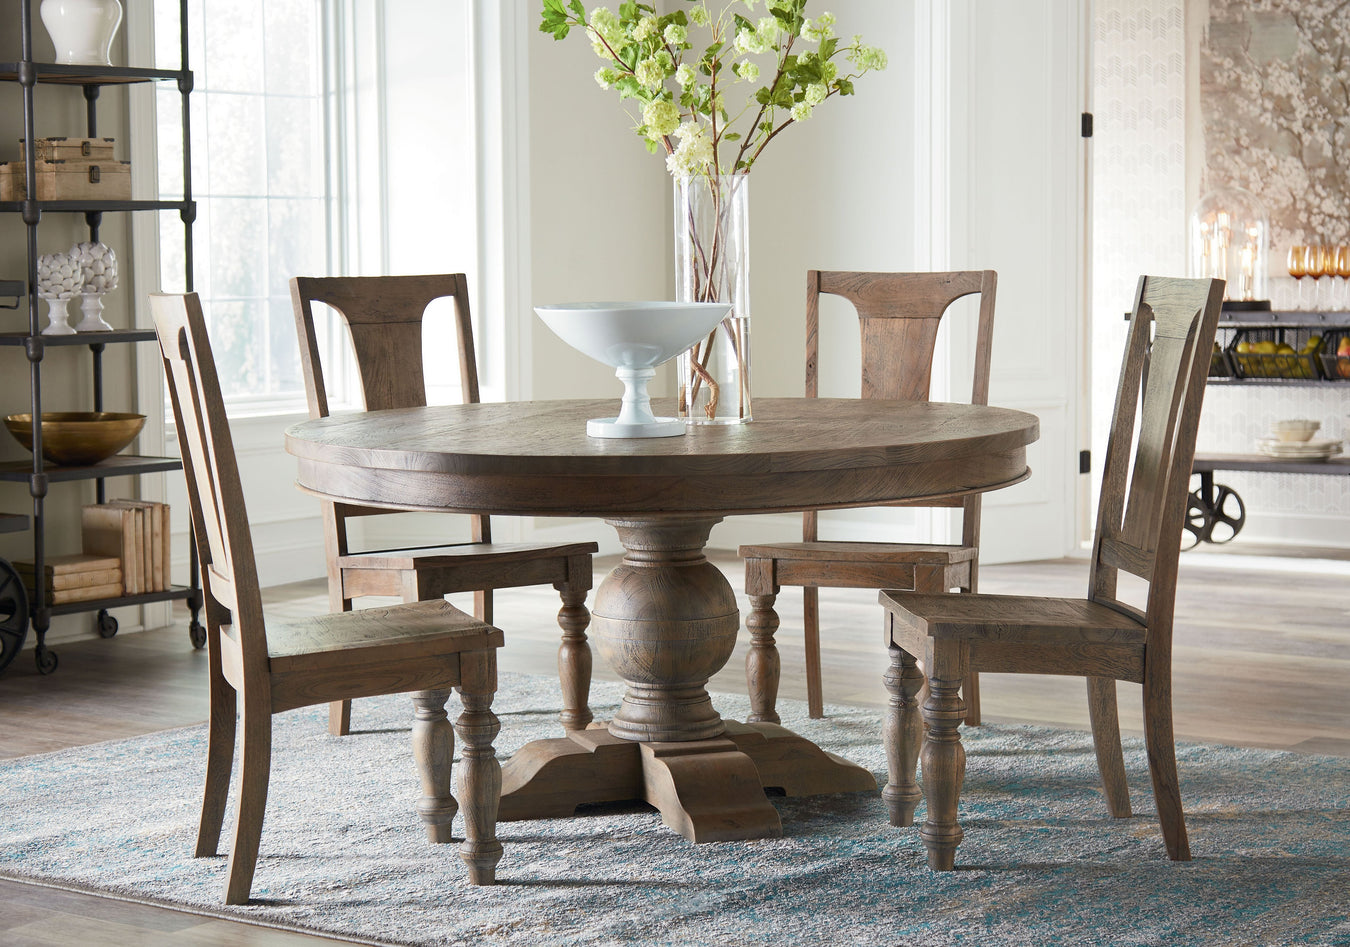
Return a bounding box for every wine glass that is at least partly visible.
[1307,244,1330,310]
[1336,245,1350,310]
[1288,245,1309,309]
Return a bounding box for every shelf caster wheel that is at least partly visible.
[97,609,119,639]
[189,620,206,650]
[34,644,58,675]
[0,560,29,674]
[1185,477,1246,548]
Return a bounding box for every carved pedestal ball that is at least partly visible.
[592,517,740,743]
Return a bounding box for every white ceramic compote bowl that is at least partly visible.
[535,301,732,438]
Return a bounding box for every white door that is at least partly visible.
[929,0,1090,563]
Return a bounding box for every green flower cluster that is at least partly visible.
[540,0,886,177]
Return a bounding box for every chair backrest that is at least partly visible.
[1089,276,1223,647]
[291,273,480,417]
[290,273,489,556]
[150,292,270,677]
[805,270,998,546]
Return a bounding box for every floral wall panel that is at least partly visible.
[1201,1,1350,249]
[1193,1,1350,544]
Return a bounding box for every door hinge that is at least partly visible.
[1081,112,1094,138]
[1079,449,1091,474]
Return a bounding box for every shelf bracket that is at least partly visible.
[0,279,22,309]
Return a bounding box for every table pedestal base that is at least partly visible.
[496,513,874,842]
[497,720,876,842]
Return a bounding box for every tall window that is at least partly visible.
[155,0,326,411]
[154,0,479,413]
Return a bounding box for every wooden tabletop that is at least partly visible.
[285,398,1039,518]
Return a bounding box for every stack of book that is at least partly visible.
[16,553,123,605]
[81,501,172,595]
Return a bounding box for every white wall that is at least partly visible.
[525,15,670,402]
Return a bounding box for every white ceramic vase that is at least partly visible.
[40,0,124,67]
[41,296,76,336]
[76,292,113,332]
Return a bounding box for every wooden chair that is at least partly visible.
[878,275,1224,870]
[291,274,598,736]
[150,292,505,904]
[739,270,997,723]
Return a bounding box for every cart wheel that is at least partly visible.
[1183,491,1209,550]
[0,560,29,673]
[34,643,58,675]
[1204,485,1246,544]
[97,609,119,638]
[189,620,206,650]
[1185,479,1246,548]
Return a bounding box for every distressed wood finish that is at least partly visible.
[286,399,1036,515]
[284,392,1035,844]
[739,270,998,722]
[290,275,597,737]
[878,275,1224,870]
[151,293,505,904]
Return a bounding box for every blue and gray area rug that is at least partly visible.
[1,673,1347,947]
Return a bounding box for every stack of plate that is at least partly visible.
[1256,436,1343,461]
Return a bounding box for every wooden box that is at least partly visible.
[0,158,131,201]
[23,136,117,162]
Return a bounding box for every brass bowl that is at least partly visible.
[4,412,146,467]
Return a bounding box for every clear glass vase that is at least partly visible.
[674,172,752,424]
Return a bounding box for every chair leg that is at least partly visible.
[962,672,981,727]
[328,699,352,736]
[223,697,272,905]
[745,593,781,724]
[803,586,824,718]
[916,565,981,726]
[1087,676,1132,818]
[555,582,594,731]
[1142,674,1190,861]
[412,689,458,843]
[455,652,503,885]
[918,640,966,871]
[196,676,237,857]
[882,644,924,827]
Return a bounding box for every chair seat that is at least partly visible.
[879,590,1146,646]
[268,598,504,673]
[337,541,598,571]
[738,540,977,564]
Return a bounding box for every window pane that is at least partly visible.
[206,299,266,399]
[204,93,268,196]
[207,198,267,298]
[267,197,325,296]
[158,0,325,407]
[201,0,266,93]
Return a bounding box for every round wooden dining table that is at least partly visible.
[286,397,1038,843]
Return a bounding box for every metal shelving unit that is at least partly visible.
[1,0,202,674]
[1184,307,1350,547]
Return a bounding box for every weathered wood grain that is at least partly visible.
[739,271,997,721]
[877,275,1223,870]
[291,274,597,738]
[285,392,1028,844]
[150,292,505,904]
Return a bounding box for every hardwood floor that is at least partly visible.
[2,550,1348,945]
